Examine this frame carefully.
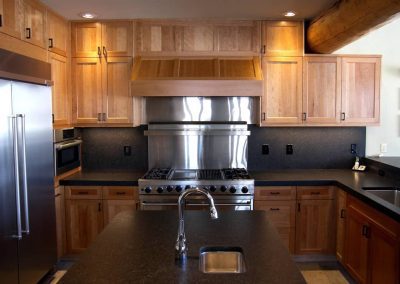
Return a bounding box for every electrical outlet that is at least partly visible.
[123,146,132,156]
[286,144,293,155]
[262,144,269,155]
[380,143,388,153]
[351,144,357,155]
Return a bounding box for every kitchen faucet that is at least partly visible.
[175,187,218,261]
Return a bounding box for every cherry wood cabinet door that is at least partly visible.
[47,11,68,57]
[0,0,21,38]
[71,22,102,57]
[303,56,341,124]
[103,200,136,226]
[50,53,69,126]
[65,199,104,253]
[261,56,303,125]
[341,56,381,125]
[101,21,133,57]
[22,0,46,48]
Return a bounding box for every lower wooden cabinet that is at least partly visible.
[64,185,138,254]
[336,189,347,263]
[344,195,400,284]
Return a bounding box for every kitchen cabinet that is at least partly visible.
[47,10,69,56]
[295,186,336,255]
[302,56,341,124]
[65,186,138,253]
[344,195,400,284]
[71,21,133,58]
[135,20,261,56]
[336,189,346,263]
[262,21,304,57]
[341,56,381,125]
[50,52,70,126]
[55,186,66,258]
[72,56,132,125]
[22,0,46,48]
[261,56,303,125]
[254,186,296,253]
[0,0,21,38]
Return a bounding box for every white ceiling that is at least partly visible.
[40,0,337,20]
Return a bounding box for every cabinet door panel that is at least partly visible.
[341,57,380,124]
[102,21,132,57]
[0,0,21,38]
[65,199,103,253]
[261,57,302,125]
[50,53,69,126]
[72,57,103,124]
[103,57,132,124]
[23,0,46,48]
[262,21,303,56]
[182,25,214,52]
[47,11,68,56]
[303,56,341,124]
[295,199,335,254]
[103,200,136,226]
[71,22,101,57]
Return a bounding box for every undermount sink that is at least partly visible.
[363,187,400,207]
[199,246,246,274]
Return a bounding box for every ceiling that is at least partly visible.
[40,0,337,20]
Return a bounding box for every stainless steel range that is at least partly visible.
[139,168,254,211]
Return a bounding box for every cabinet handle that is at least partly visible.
[0,14,3,27]
[269,192,280,195]
[116,192,126,195]
[52,114,55,124]
[262,45,266,54]
[102,113,106,121]
[48,38,54,48]
[102,46,107,58]
[25,28,31,39]
[362,225,371,238]
[310,192,321,195]
[302,112,307,121]
[97,113,102,122]
[341,112,346,121]
[270,208,280,211]
[297,203,301,212]
[78,191,89,195]
[98,202,102,212]
[340,209,346,219]
[54,193,61,197]
[262,112,266,121]
[97,46,101,57]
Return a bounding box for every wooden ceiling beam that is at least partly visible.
[306,0,400,53]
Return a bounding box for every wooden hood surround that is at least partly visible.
[130,56,263,97]
[307,0,400,53]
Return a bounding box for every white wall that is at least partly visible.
[335,18,400,156]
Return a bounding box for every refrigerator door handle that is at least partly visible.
[10,115,23,240]
[17,114,30,235]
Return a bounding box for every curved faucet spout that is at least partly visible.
[175,187,219,261]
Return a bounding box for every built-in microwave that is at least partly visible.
[54,128,82,176]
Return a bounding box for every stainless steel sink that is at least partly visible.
[363,187,400,207]
[199,247,246,274]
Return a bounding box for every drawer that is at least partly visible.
[297,186,334,200]
[255,186,296,201]
[254,200,296,227]
[65,186,102,200]
[103,186,138,200]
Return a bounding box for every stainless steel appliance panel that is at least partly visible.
[11,82,56,283]
[144,97,259,124]
[0,79,19,284]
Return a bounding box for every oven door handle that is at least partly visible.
[141,202,178,206]
[187,202,251,207]
[55,139,82,150]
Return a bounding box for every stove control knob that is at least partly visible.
[229,186,237,193]
[241,186,249,193]
[220,185,227,192]
[166,185,174,192]
[144,187,152,193]
[209,185,217,192]
[176,185,183,193]
[185,185,191,190]
[157,187,164,193]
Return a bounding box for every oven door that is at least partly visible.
[54,139,82,175]
[140,195,178,210]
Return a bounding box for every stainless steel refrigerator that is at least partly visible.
[0,49,56,283]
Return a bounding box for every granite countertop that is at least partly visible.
[60,210,305,284]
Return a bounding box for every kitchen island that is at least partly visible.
[60,211,305,283]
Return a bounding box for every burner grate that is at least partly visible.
[198,169,223,180]
[222,168,251,180]
[143,168,172,180]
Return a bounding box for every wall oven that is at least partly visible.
[54,128,82,176]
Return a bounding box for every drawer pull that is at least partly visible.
[310,192,321,195]
[269,192,281,195]
[340,209,346,219]
[78,191,89,195]
[270,208,280,211]
[116,192,126,195]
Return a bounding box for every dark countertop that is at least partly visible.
[59,169,146,186]
[60,211,306,284]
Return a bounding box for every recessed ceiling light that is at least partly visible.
[284,11,296,17]
[79,12,98,19]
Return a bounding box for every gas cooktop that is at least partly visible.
[142,168,251,180]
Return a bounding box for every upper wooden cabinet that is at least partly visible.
[341,56,381,125]
[47,10,69,56]
[303,56,341,124]
[0,0,21,38]
[262,21,304,57]
[71,21,133,58]
[135,20,261,56]
[22,0,46,48]
[261,56,303,125]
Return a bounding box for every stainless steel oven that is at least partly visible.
[54,128,82,176]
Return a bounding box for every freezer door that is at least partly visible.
[11,82,56,283]
[0,79,19,284]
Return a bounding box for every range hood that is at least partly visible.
[131,56,263,97]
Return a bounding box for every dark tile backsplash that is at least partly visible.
[81,126,148,170]
[81,125,365,171]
